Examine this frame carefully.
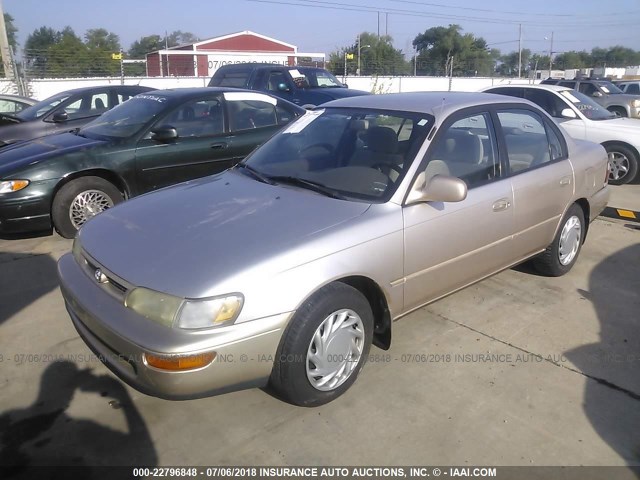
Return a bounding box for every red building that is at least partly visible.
[146,30,323,77]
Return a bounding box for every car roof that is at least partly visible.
[483,84,573,94]
[132,87,283,100]
[0,93,36,103]
[55,84,154,96]
[319,91,534,117]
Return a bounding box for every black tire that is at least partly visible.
[269,282,373,407]
[605,143,638,185]
[607,106,627,118]
[52,176,123,238]
[532,204,585,277]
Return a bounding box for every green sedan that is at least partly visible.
[0,88,304,238]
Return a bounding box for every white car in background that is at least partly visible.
[483,84,640,184]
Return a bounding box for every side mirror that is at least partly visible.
[278,83,291,92]
[592,91,603,98]
[560,108,577,119]
[51,112,69,123]
[151,125,178,142]
[406,172,467,205]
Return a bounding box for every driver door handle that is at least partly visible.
[210,142,227,150]
[492,198,511,212]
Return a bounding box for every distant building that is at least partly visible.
[145,30,325,77]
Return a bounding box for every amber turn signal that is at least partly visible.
[144,351,216,371]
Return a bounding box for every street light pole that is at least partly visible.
[357,35,371,76]
[548,31,554,76]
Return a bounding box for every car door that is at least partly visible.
[263,69,298,104]
[134,94,236,193]
[495,108,574,260]
[402,109,515,311]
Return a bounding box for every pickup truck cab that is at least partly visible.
[209,63,370,108]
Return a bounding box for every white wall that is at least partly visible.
[0,75,538,101]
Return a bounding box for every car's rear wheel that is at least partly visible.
[269,283,373,407]
[52,176,123,238]
[532,204,585,277]
[605,144,638,185]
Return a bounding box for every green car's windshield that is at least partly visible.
[243,108,433,202]
[15,92,72,121]
[559,90,616,121]
[79,94,169,139]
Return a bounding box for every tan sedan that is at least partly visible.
[58,92,610,406]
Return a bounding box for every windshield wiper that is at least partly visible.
[236,163,276,185]
[269,175,347,200]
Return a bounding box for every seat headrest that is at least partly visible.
[365,126,398,154]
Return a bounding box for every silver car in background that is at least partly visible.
[58,92,610,407]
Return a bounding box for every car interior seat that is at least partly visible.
[350,126,404,178]
[94,98,106,110]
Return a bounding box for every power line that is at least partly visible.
[246,0,640,28]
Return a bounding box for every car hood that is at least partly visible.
[0,132,105,176]
[79,169,371,298]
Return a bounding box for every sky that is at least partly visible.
[4,0,640,58]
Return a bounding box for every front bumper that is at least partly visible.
[0,181,55,234]
[57,253,292,400]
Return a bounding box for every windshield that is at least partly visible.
[294,68,345,88]
[559,90,616,121]
[596,81,624,94]
[79,94,169,139]
[15,92,72,121]
[243,108,433,202]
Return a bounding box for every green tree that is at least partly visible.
[128,34,165,58]
[84,28,121,76]
[327,32,409,76]
[413,24,494,76]
[4,14,17,50]
[45,27,90,77]
[166,30,199,47]
[496,49,531,77]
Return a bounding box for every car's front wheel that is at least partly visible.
[269,283,373,407]
[532,204,585,277]
[605,143,638,185]
[52,176,123,238]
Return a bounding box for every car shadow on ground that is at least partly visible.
[0,252,59,327]
[0,230,52,241]
[564,243,640,472]
[0,361,157,479]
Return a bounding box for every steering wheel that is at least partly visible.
[371,162,403,178]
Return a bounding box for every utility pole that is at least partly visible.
[377,12,380,38]
[414,47,417,76]
[385,13,388,37]
[120,48,124,85]
[518,24,522,78]
[0,0,16,81]
[548,31,554,77]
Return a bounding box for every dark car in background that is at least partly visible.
[0,88,304,238]
[0,94,37,114]
[0,85,154,147]
[209,63,370,108]
[541,77,640,118]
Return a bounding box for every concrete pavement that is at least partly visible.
[0,213,638,468]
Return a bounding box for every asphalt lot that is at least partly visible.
[0,183,638,469]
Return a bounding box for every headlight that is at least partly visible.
[0,179,29,193]
[632,99,640,108]
[125,287,243,330]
